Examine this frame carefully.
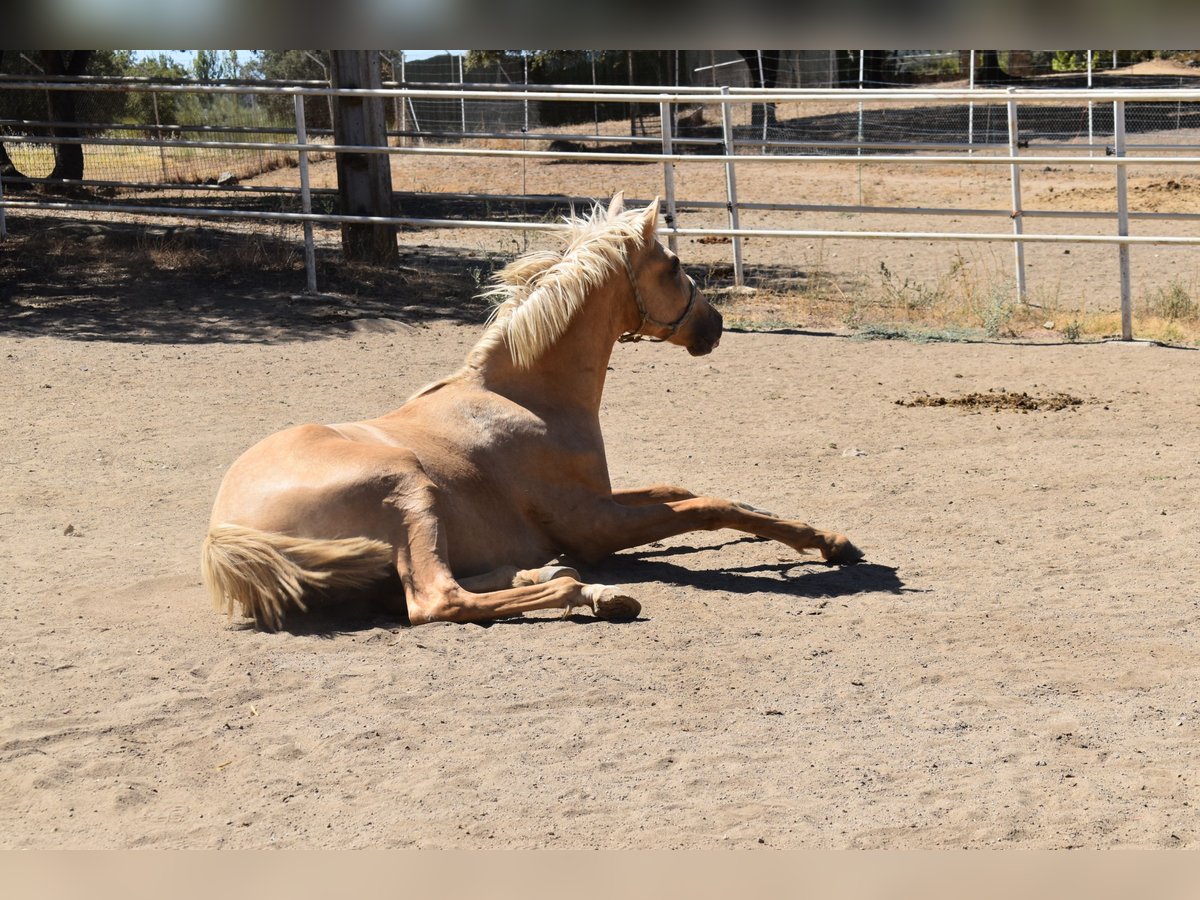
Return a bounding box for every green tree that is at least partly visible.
[122,52,195,126]
[251,50,334,130]
[0,50,131,183]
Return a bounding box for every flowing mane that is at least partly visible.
[468,202,650,369]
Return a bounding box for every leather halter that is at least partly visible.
[617,250,699,344]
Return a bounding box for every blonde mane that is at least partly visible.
[468,202,650,369]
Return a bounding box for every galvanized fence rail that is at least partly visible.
[4,78,1200,340]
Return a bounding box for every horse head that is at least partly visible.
[612,193,724,356]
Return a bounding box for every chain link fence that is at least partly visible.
[3,56,1200,341]
[4,52,1199,189]
[1,80,300,185]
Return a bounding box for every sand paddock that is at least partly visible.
[2,289,1197,846]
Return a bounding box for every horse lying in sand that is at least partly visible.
[202,194,862,628]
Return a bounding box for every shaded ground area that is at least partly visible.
[0,217,497,343]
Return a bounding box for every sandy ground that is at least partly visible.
[3,290,1199,846]
[3,87,1199,846]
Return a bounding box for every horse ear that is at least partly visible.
[607,192,625,218]
[641,198,660,243]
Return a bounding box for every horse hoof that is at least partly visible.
[825,537,864,566]
[517,565,581,586]
[587,586,641,622]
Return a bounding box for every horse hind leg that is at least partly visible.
[389,486,639,624]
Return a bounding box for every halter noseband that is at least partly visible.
[617,250,699,344]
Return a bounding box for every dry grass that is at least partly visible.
[707,241,1200,346]
[8,140,298,185]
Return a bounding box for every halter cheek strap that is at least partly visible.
[617,251,699,344]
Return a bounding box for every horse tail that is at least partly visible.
[201,524,394,629]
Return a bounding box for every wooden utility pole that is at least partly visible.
[329,50,397,263]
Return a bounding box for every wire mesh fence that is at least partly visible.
[3,57,1200,342]
[4,52,1200,189]
[2,82,301,184]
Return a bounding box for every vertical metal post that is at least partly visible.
[521,51,529,245]
[1114,99,1132,340]
[458,53,466,134]
[151,92,168,181]
[967,50,975,154]
[756,50,767,143]
[1087,50,1095,157]
[399,51,407,147]
[857,50,865,150]
[590,51,599,135]
[386,56,400,146]
[857,50,865,205]
[0,164,7,240]
[626,51,635,136]
[1006,91,1027,303]
[719,87,744,287]
[294,95,318,294]
[659,99,678,254]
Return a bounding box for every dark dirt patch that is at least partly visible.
[0,216,498,344]
[897,390,1085,412]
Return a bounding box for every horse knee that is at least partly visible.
[407,584,472,625]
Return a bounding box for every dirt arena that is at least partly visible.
[3,237,1198,847]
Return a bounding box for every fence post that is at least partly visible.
[1006,90,1027,303]
[329,50,397,264]
[458,53,466,135]
[659,99,679,254]
[590,50,599,135]
[294,95,318,294]
[719,86,744,287]
[1114,99,1133,340]
[857,49,865,149]
[756,50,767,143]
[967,50,975,155]
[522,51,529,135]
[400,51,408,148]
[1087,50,1095,157]
[0,165,6,240]
[151,92,168,181]
[857,50,865,204]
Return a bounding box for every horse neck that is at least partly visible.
[480,276,632,415]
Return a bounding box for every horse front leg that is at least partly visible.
[458,564,581,593]
[613,485,696,505]
[575,496,863,565]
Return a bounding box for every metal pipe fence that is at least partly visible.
[4,77,1200,341]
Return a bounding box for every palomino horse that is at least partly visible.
[202,194,862,628]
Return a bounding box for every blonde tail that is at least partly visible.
[201,524,394,629]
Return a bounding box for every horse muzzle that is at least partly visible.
[685,306,723,356]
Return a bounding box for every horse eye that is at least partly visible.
[670,257,681,274]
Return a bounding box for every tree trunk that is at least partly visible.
[977,51,1010,85]
[0,139,26,181]
[861,51,890,88]
[738,51,780,129]
[329,50,397,264]
[0,51,30,181]
[44,51,93,183]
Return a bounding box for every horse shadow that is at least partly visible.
[490,543,907,629]
[257,537,906,635]
[582,536,906,601]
